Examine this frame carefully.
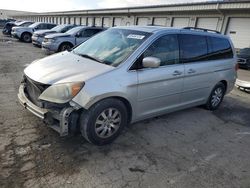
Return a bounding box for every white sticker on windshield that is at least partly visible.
[127,34,145,40]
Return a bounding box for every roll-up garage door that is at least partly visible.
[94,17,102,26]
[172,18,190,28]
[196,18,219,31]
[137,17,149,26]
[113,17,122,27]
[81,17,87,25]
[153,17,167,26]
[87,17,94,26]
[75,17,81,25]
[226,18,250,49]
[103,17,111,27]
[70,17,75,24]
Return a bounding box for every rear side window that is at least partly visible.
[179,34,208,63]
[82,29,102,37]
[47,24,56,29]
[37,24,50,29]
[207,37,233,60]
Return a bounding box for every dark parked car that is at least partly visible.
[2,21,33,35]
[237,48,250,70]
[0,18,16,28]
[32,24,76,47]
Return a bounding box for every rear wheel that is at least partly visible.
[21,32,31,43]
[205,82,226,111]
[80,98,128,145]
[59,43,73,52]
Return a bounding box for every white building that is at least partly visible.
[11,1,250,49]
[0,9,31,19]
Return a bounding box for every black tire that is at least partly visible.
[205,82,226,111]
[80,98,128,145]
[58,43,73,52]
[21,32,32,43]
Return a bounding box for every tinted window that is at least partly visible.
[207,37,233,60]
[36,24,48,29]
[82,29,102,37]
[143,35,179,66]
[47,24,56,29]
[179,34,208,63]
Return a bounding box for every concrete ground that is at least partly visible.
[0,32,250,188]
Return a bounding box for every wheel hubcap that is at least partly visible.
[62,45,70,51]
[24,35,30,42]
[211,87,223,107]
[95,108,121,138]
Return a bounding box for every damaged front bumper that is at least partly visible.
[18,84,79,136]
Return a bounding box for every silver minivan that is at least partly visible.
[18,26,237,145]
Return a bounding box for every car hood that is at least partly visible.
[45,33,71,39]
[24,51,114,85]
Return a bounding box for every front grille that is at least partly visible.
[23,76,50,108]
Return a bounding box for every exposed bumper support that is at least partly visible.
[18,84,78,136]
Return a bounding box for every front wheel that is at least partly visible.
[21,33,31,43]
[80,98,128,145]
[58,43,72,52]
[205,82,226,111]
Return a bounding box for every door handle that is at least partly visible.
[187,69,196,74]
[172,70,182,76]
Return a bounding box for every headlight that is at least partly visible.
[39,82,84,103]
[48,38,56,43]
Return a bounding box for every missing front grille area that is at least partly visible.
[23,75,50,108]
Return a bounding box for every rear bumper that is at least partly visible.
[235,79,250,89]
[18,84,79,136]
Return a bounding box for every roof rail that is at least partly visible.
[182,27,220,34]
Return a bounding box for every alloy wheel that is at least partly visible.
[95,108,121,138]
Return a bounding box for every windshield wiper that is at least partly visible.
[74,52,113,65]
[78,53,103,63]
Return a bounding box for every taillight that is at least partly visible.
[235,63,239,71]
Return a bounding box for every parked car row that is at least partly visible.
[42,26,105,53]
[3,20,106,54]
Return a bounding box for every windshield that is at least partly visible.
[51,25,65,32]
[66,26,83,35]
[29,22,40,28]
[239,48,250,55]
[73,28,151,67]
[16,21,25,26]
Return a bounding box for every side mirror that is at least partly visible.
[75,32,80,37]
[142,57,161,68]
